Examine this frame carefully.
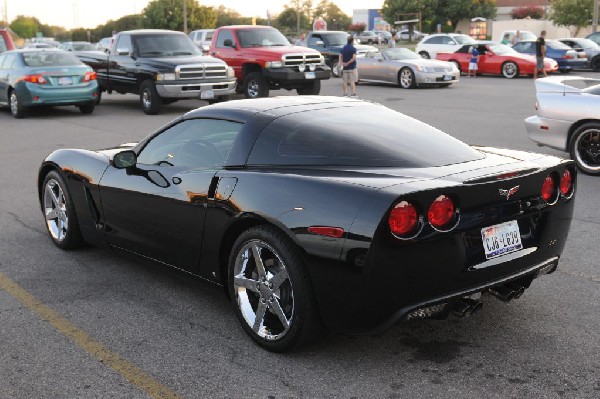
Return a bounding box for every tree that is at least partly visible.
[381,0,430,30]
[142,0,217,31]
[548,0,593,37]
[313,0,351,30]
[10,15,40,38]
[274,6,310,34]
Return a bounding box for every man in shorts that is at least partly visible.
[339,35,358,97]
[468,46,479,77]
[534,30,547,79]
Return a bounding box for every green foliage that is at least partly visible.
[548,0,593,36]
[91,14,143,41]
[141,0,217,31]
[10,15,40,38]
[274,6,311,34]
[70,28,89,41]
[274,0,351,34]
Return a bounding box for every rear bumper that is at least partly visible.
[155,79,237,99]
[17,81,98,106]
[555,58,588,70]
[524,115,571,151]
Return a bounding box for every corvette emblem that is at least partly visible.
[499,185,520,200]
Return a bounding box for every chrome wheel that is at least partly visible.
[246,79,260,98]
[331,60,341,77]
[233,239,294,341]
[10,92,18,115]
[399,68,415,89]
[142,89,152,109]
[44,178,69,242]
[572,125,600,174]
[502,62,518,79]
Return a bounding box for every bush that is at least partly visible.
[511,6,545,20]
[348,23,366,33]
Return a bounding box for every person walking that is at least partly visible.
[389,33,397,48]
[295,33,306,47]
[467,46,479,77]
[534,30,547,79]
[339,35,358,97]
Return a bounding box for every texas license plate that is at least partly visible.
[58,76,73,85]
[200,89,214,99]
[305,72,316,79]
[481,220,523,259]
[443,75,452,81]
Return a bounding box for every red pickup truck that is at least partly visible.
[210,25,330,98]
[0,28,16,53]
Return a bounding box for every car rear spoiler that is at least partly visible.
[534,75,600,93]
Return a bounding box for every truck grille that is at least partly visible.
[283,53,322,70]
[176,64,228,80]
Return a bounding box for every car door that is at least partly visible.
[211,29,242,75]
[108,33,136,93]
[357,51,381,80]
[0,54,7,104]
[98,118,244,273]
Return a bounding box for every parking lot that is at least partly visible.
[1,73,598,398]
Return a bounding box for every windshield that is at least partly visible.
[238,28,290,47]
[322,32,349,46]
[453,35,477,45]
[135,34,201,57]
[576,38,599,49]
[489,44,517,55]
[22,51,82,66]
[73,43,95,51]
[382,48,421,60]
[547,40,572,50]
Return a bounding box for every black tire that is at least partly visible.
[235,84,243,94]
[9,90,25,119]
[501,61,519,79]
[297,80,321,95]
[330,59,341,78]
[243,72,269,99]
[569,123,600,175]
[139,80,161,115]
[207,95,230,105]
[228,226,323,352]
[41,170,84,249]
[95,89,102,105]
[591,56,600,71]
[78,102,95,114]
[419,51,430,59]
[367,39,373,44]
[398,67,416,89]
[559,69,571,74]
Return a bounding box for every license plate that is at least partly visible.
[200,89,214,99]
[481,220,523,259]
[58,76,73,85]
[443,75,452,81]
[305,72,316,79]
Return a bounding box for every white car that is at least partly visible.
[189,29,215,52]
[416,33,477,59]
[399,29,424,41]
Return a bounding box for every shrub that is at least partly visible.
[511,6,545,20]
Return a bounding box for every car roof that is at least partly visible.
[5,48,64,53]
[120,29,184,35]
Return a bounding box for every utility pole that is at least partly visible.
[594,0,599,33]
[3,0,8,26]
[183,0,188,33]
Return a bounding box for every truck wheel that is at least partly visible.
[78,102,95,114]
[207,95,230,105]
[9,90,26,119]
[140,80,161,115]
[95,89,102,105]
[244,72,269,98]
[591,56,600,71]
[297,80,321,95]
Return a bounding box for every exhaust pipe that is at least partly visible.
[488,284,525,302]
[451,298,483,318]
[507,283,525,299]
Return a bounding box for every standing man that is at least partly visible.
[389,33,397,48]
[295,33,307,47]
[467,46,479,77]
[534,30,547,79]
[339,35,358,97]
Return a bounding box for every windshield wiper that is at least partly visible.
[172,51,193,55]
[140,51,164,56]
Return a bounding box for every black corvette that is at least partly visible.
[38,96,576,351]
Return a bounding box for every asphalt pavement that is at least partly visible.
[0,72,598,399]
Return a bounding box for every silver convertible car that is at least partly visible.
[357,48,460,89]
[525,76,600,175]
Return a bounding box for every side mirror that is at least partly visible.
[117,48,130,56]
[223,39,234,48]
[112,150,137,169]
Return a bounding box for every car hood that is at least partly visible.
[241,45,321,57]
[138,55,227,67]
[326,44,378,53]
[394,58,453,68]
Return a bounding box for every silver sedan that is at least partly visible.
[525,76,600,175]
[357,48,460,89]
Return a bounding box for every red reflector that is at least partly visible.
[541,175,555,202]
[560,169,572,195]
[33,96,39,101]
[540,126,549,130]
[307,226,344,238]
[389,201,418,236]
[428,195,455,229]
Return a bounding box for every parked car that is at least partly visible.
[357,48,459,89]
[558,38,600,71]
[512,40,586,73]
[78,29,236,114]
[38,96,576,351]
[374,30,392,43]
[58,41,96,52]
[305,30,377,77]
[189,29,214,53]
[25,43,53,49]
[585,31,600,46]
[500,30,536,45]
[0,49,98,118]
[96,37,114,52]
[356,31,381,45]
[525,76,600,175]
[399,29,424,41]
[210,25,330,98]
[0,28,16,53]
[416,33,477,59]
[436,43,558,79]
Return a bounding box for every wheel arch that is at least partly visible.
[37,162,61,211]
[567,118,600,148]
[242,63,262,78]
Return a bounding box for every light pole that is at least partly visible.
[594,0,599,33]
[183,0,188,34]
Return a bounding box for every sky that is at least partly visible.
[2,0,384,30]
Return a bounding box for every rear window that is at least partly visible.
[248,105,484,168]
[22,51,81,66]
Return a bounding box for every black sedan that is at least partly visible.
[38,97,576,352]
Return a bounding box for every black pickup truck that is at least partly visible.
[78,29,237,114]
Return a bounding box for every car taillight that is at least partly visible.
[428,195,455,229]
[541,175,556,202]
[83,71,97,82]
[389,201,418,236]
[563,54,573,59]
[559,169,573,196]
[24,75,47,84]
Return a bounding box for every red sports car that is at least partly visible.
[436,43,558,79]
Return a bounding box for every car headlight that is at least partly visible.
[265,61,283,68]
[227,66,235,78]
[417,66,434,73]
[156,72,176,81]
[320,55,325,65]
